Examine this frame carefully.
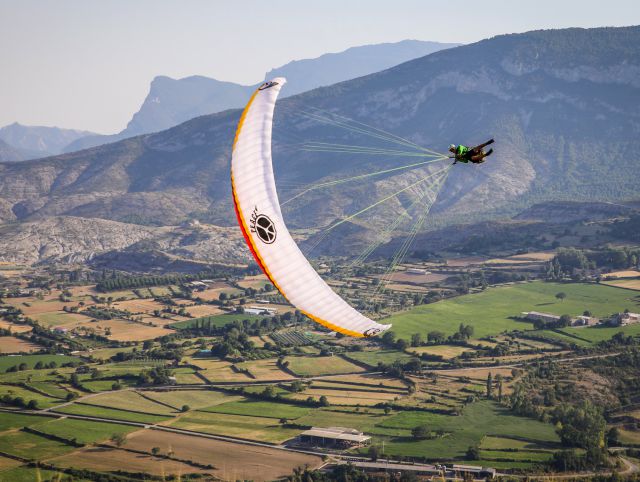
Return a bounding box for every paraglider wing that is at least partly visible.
[230,77,391,338]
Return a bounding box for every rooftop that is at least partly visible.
[301,427,371,443]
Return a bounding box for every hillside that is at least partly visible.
[0,123,95,160]
[0,26,638,261]
[65,39,458,151]
[0,139,23,162]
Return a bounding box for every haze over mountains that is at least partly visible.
[0,26,638,265]
[64,40,459,152]
[0,123,96,161]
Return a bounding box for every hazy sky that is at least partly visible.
[1,0,639,133]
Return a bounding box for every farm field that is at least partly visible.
[0,337,40,353]
[50,445,211,477]
[202,399,311,419]
[171,312,263,329]
[33,417,136,444]
[53,403,171,424]
[0,354,79,372]
[322,373,408,389]
[142,389,241,410]
[81,390,176,415]
[31,311,94,329]
[0,384,63,408]
[0,430,75,459]
[408,345,473,359]
[91,318,175,341]
[557,323,640,343]
[291,386,403,406]
[602,278,640,291]
[165,410,300,443]
[0,466,65,482]
[123,429,323,481]
[386,282,640,341]
[0,321,32,333]
[0,412,54,431]
[236,358,295,380]
[370,401,559,459]
[344,350,413,368]
[195,285,244,301]
[112,298,167,313]
[183,304,224,317]
[284,355,364,376]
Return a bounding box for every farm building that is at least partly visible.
[615,312,640,326]
[523,311,561,324]
[187,281,208,291]
[245,306,277,315]
[299,427,371,448]
[406,268,428,275]
[571,315,599,326]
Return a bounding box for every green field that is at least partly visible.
[0,430,75,459]
[53,403,170,424]
[0,385,63,409]
[385,282,640,341]
[168,410,300,443]
[0,412,53,431]
[0,354,80,372]
[0,466,65,482]
[142,389,238,410]
[201,399,311,420]
[81,390,175,415]
[344,350,413,368]
[558,323,640,343]
[284,356,363,376]
[170,313,263,329]
[33,417,136,445]
[27,381,69,399]
[369,401,559,459]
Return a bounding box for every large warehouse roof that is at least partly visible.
[300,427,371,443]
[301,427,371,443]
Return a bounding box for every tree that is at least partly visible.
[495,374,504,402]
[607,427,620,446]
[27,399,38,410]
[368,445,379,461]
[411,425,429,439]
[556,292,567,302]
[486,373,493,399]
[381,331,396,346]
[110,433,127,447]
[466,446,480,460]
[319,395,330,407]
[181,404,190,412]
[410,333,422,347]
[427,331,445,344]
[151,447,160,456]
[553,400,606,451]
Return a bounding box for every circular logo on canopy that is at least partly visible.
[363,328,382,337]
[254,214,277,244]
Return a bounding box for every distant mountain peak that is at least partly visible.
[0,123,97,161]
[64,39,460,152]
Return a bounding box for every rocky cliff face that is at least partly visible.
[0,26,638,263]
[0,216,249,266]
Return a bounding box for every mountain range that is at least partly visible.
[0,26,638,265]
[63,40,459,152]
[0,123,96,161]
